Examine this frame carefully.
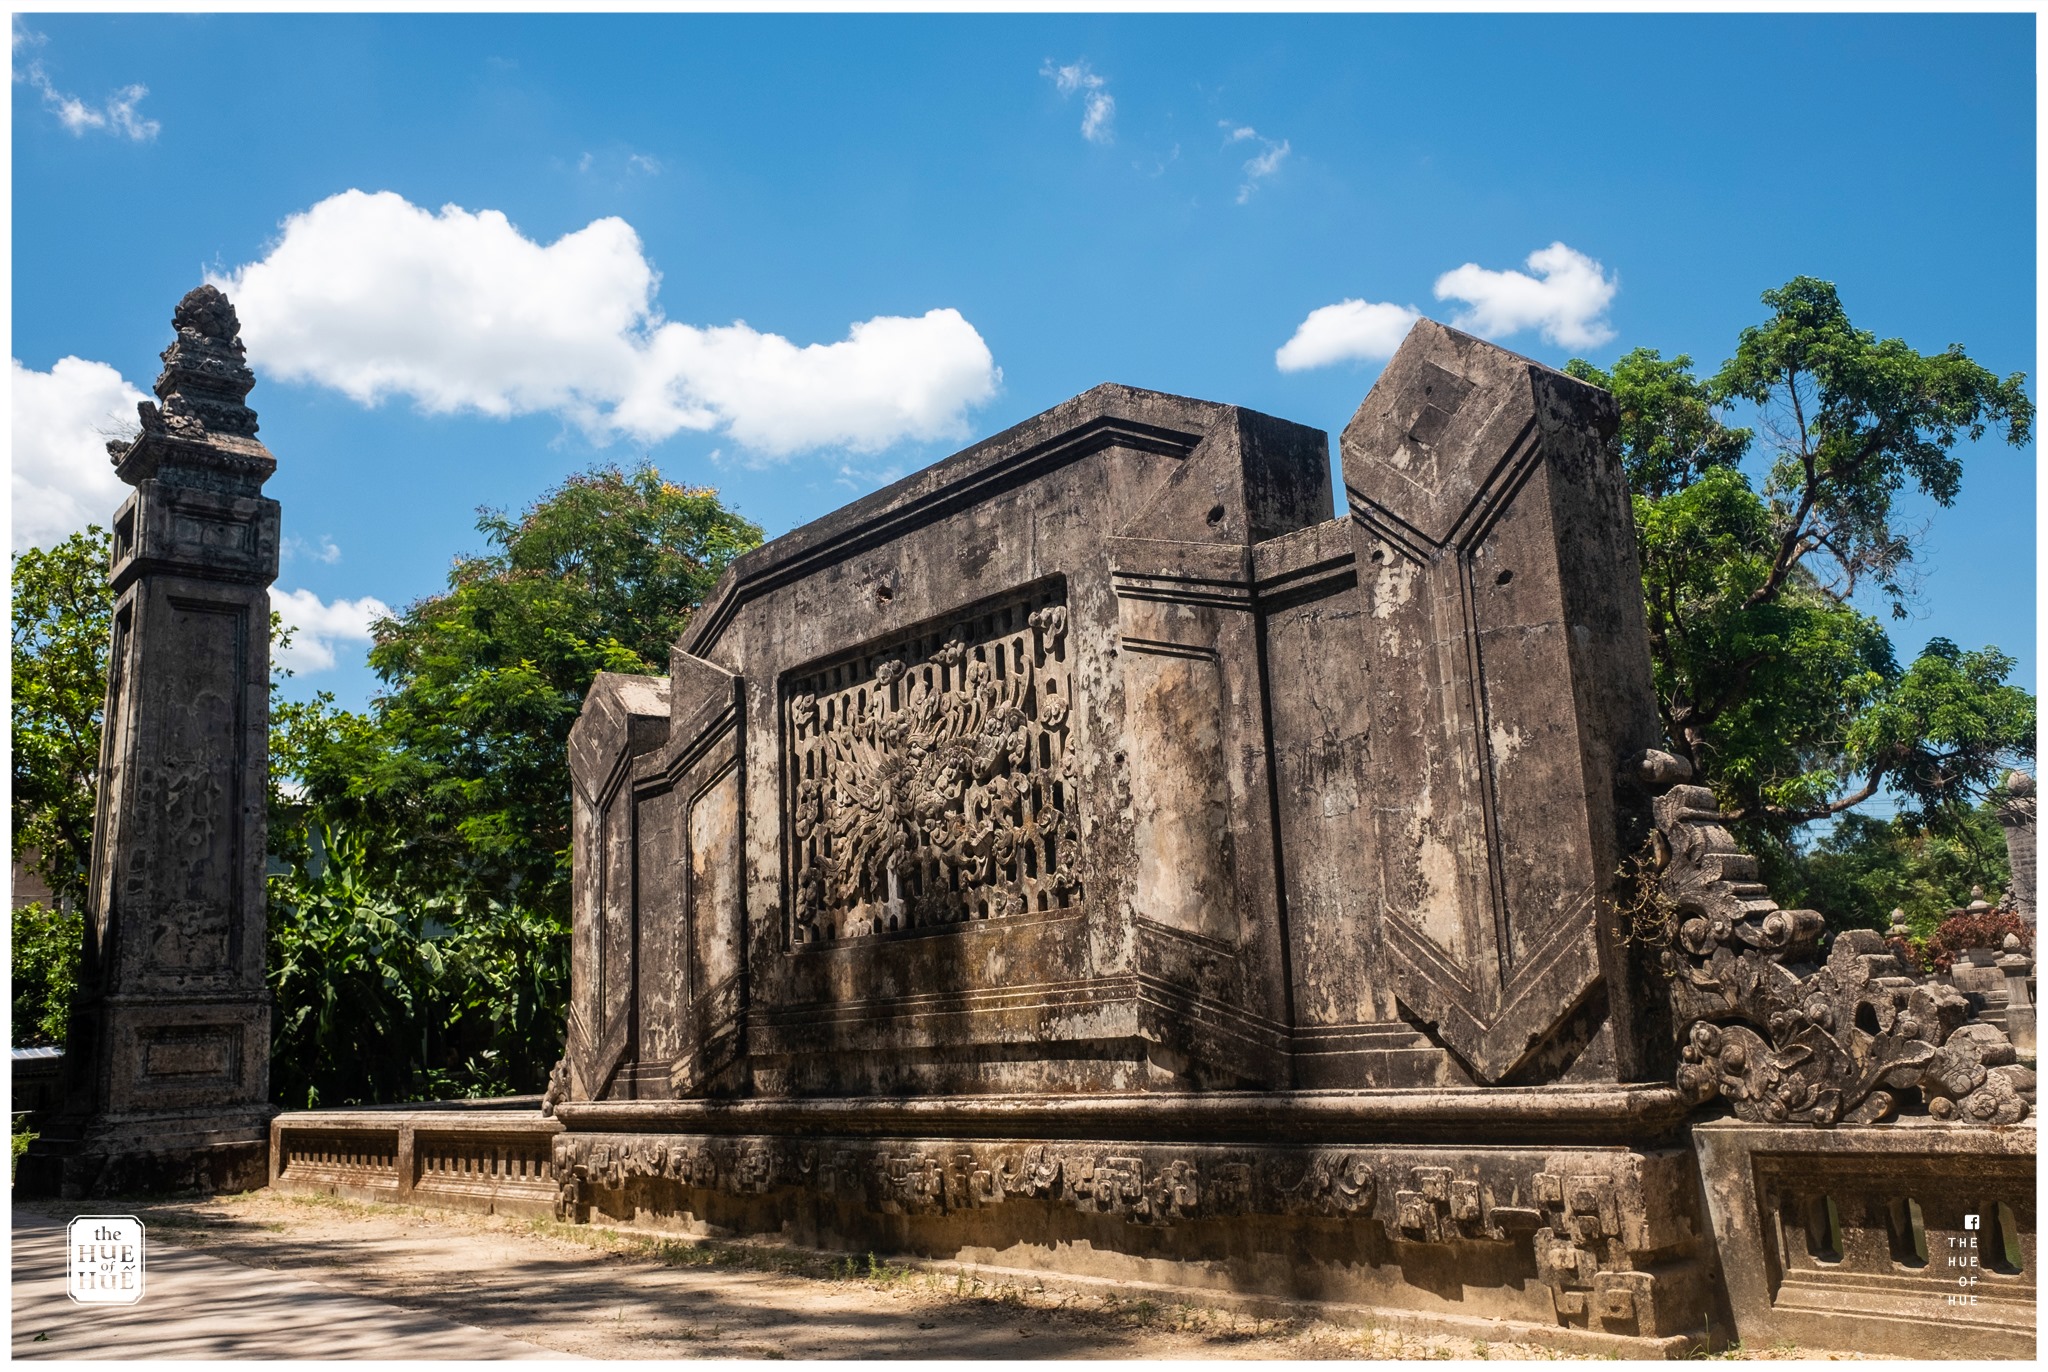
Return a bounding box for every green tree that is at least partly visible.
[1570,278,2035,932]
[302,464,761,914]
[1716,277,2034,619]
[12,900,83,1047]
[11,528,114,908]
[1569,278,2034,843]
[1779,801,2012,944]
[284,464,762,1093]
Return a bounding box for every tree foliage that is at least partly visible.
[1716,277,2034,616]
[11,528,114,908]
[11,900,83,1047]
[1568,277,2035,853]
[298,466,761,918]
[266,822,572,1108]
[1772,802,2013,941]
[273,464,761,1098]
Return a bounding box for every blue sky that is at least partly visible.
[13,12,2037,771]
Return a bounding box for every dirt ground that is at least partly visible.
[18,1190,1845,1360]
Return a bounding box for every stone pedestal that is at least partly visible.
[17,287,278,1198]
[1999,937,2036,1058]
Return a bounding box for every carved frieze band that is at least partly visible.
[785,583,1081,943]
[554,1132,1676,1329]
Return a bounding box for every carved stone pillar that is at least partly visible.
[1998,934,2035,1057]
[1998,770,2035,925]
[19,286,279,1197]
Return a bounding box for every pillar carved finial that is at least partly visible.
[155,284,259,438]
[106,284,271,485]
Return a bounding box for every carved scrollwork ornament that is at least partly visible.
[1653,782,2033,1126]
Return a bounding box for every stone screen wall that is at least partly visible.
[565,322,1666,1103]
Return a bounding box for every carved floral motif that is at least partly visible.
[787,591,1081,942]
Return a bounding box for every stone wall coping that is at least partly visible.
[274,1109,561,1134]
[680,383,1262,656]
[1691,1115,2036,1154]
[547,1085,1693,1145]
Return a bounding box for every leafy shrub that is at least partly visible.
[1926,909,2032,973]
[267,822,566,1108]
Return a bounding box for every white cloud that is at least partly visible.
[1082,92,1114,144]
[271,587,391,674]
[1042,59,1114,145]
[1432,242,1618,349]
[14,23,159,142]
[1222,122,1289,203]
[1274,300,1423,373]
[213,190,1000,458]
[284,533,343,565]
[11,356,145,550]
[626,153,660,176]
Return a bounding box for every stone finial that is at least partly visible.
[2007,770,2036,799]
[150,284,259,439]
[105,285,273,488]
[1887,909,1911,939]
[2004,932,2023,953]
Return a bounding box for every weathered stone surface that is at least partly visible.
[270,1107,563,1219]
[1693,1119,2034,1358]
[526,317,2038,1354]
[1340,321,1664,1086]
[564,345,1674,1103]
[1999,937,2036,1057]
[548,1121,1710,1350]
[569,385,1357,1097]
[1656,784,2034,1126]
[17,287,277,1199]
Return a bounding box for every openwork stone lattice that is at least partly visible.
[787,583,1081,943]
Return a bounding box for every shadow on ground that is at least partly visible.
[15,1191,1532,1361]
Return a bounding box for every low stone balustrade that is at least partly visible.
[1693,1119,2034,1358]
[269,1105,562,1218]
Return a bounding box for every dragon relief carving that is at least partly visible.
[1652,778,2034,1126]
[788,594,1081,942]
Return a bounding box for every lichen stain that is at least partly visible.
[1370,558,1418,618]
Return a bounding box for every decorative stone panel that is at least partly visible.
[784,581,1080,943]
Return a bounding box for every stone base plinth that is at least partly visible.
[532,1087,1711,1356]
[15,1136,269,1200]
[1692,1118,2036,1359]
